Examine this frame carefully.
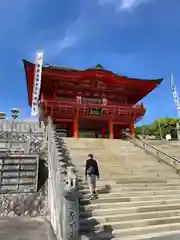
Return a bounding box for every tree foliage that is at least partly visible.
[135,118,180,139]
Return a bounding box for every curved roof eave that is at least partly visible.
[23,59,164,106]
[23,59,163,84]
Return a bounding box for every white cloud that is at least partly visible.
[120,0,150,10]
[98,0,151,11]
[58,33,78,53]
[42,31,78,59]
[42,18,83,59]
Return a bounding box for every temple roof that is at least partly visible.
[23,59,163,106]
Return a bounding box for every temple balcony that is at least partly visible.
[40,100,146,123]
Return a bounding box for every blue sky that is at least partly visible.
[0,0,180,125]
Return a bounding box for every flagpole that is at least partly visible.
[158,119,162,140]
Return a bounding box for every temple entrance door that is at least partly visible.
[113,124,121,139]
[113,124,129,139]
[54,121,74,137]
[79,119,108,138]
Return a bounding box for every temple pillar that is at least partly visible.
[129,120,135,138]
[109,117,114,139]
[73,109,79,138]
[50,105,54,121]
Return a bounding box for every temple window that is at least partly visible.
[82,97,103,104]
[56,95,74,102]
[109,99,125,104]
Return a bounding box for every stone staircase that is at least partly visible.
[63,138,180,240]
[146,140,180,159]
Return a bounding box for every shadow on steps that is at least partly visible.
[56,137,76,168]
[78,180,114,239]
[37,158,48,191]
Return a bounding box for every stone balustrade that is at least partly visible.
[46,118,79,240]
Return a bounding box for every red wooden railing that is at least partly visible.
[40,99,145,123]
[42,99,145,111]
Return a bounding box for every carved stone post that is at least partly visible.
[63,166,79,240]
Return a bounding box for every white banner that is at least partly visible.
[31,52,43,116]
[171,72,180,118]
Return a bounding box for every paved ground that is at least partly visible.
[0,217,56,240]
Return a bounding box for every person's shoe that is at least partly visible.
[89,194,95,200]
[94,193,98,199]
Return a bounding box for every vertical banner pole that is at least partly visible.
[171,72,180,118]
[170,72,180,140]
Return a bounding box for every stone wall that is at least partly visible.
[0,154,39,193]
[0,181,48,218]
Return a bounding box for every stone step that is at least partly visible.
[80,189,180,198]
[80,198,180,211]
[79,181,179,188]
[79,222,180,239]
[80,215,180,233]
[78,178,168,184]
[118,229,180,240]
[77,174,180,182]
[80,193,180,204]
[78,180,180,189]
[80,189,180,200]
[76,167,178,174]
[80,209,180,224]
[79,184,180,193]
[79,203,180,217]
[85,229,180,240]
[114,178,178,184]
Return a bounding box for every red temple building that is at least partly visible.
[23,60,163,139]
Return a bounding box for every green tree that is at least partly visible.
[135,118,180,140]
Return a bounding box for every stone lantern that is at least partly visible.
[0,112,6,119]
[11,108,20,119]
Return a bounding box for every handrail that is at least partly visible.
[122,131,180,168]
[47,120,62,239]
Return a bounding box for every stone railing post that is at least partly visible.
[63,166,79,240]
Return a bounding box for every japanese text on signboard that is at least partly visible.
[31,52,43,116]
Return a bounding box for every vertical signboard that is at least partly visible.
[31,52,43,116]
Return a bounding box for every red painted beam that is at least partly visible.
[42,71,126,86]
[42,80,129,95]
[52,118,73,122]
[43,99,144,109]
[113,121,129,125]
